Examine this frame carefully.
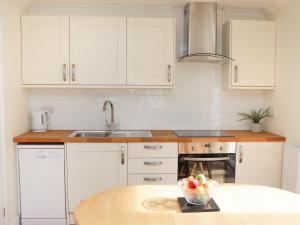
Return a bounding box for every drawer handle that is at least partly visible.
[144,161,162,166]
[144,145,163,150]
[144,177,162,182]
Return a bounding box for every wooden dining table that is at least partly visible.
[74,184,300,225]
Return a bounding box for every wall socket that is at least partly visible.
[41,105,55,114]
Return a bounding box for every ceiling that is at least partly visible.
[19,0,292,13]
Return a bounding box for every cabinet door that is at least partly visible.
[231,20,275,88]
[66,143,127,212]
[22,16,69,85]
[70,17,126,85]
[236,142,283,188]
[127,17,175,86]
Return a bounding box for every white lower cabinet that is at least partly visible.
[66,143,127,213]
[235,142,283,188]
[127,143,178,185]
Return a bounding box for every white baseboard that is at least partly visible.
[9,216,20,225]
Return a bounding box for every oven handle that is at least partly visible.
[182,157,230,162]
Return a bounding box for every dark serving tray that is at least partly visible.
[177,197,220,213]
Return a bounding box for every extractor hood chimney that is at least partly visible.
[177,2,234,63]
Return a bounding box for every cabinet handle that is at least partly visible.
[234,65,239,83]
[71,64,76,82]
[121,146,125,165]
[239,145,243,163]
[144,161,162,166]
[167,64,172,82]
[144,145,162,150]
[62,64,67,82]
[144,177,162,182]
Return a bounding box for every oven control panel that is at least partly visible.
[179,142,236,154]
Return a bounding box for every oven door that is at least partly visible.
[178,154,235,183]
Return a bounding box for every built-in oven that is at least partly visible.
[178,142,236,183]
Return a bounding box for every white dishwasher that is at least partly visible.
[18,144,66,225]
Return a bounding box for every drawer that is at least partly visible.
[21,219,67,225]
[128,143,178,158]
[128,174,178,185]
[128,158,178,174]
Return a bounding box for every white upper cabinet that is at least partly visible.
[21,15,175,88]
[22,16,69,85]
[223,20,275,89]
[70,17,126,85]
[127,18,175,86]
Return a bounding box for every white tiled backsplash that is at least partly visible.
[30,63,264,130]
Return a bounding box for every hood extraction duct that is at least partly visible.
[177,2,234,64]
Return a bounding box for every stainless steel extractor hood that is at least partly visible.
[177,2,234,64]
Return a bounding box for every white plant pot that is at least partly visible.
[251,123,263,133]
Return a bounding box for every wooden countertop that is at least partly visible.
[74,185,300,225]
[13,130,285,143]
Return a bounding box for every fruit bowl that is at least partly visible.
[178,175,217,206]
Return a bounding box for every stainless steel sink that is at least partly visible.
[69,131,111,138]
[69,130,152,138]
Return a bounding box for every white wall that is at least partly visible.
[0,17,5,225]
[28,5,266,131]
[264,0,300,146]
[0,0,30,224]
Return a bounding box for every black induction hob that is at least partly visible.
[174,130,233,137]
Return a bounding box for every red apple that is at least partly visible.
[188,179,199,189]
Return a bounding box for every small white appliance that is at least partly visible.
[18,144,66,225]
[31,110,50,132]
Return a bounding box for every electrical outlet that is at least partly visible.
[41,105,55,114]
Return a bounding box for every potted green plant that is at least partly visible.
[238,106,273,132]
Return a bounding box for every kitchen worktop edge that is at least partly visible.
[13,130,286,143]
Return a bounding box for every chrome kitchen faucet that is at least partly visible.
[103,100,118,132]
